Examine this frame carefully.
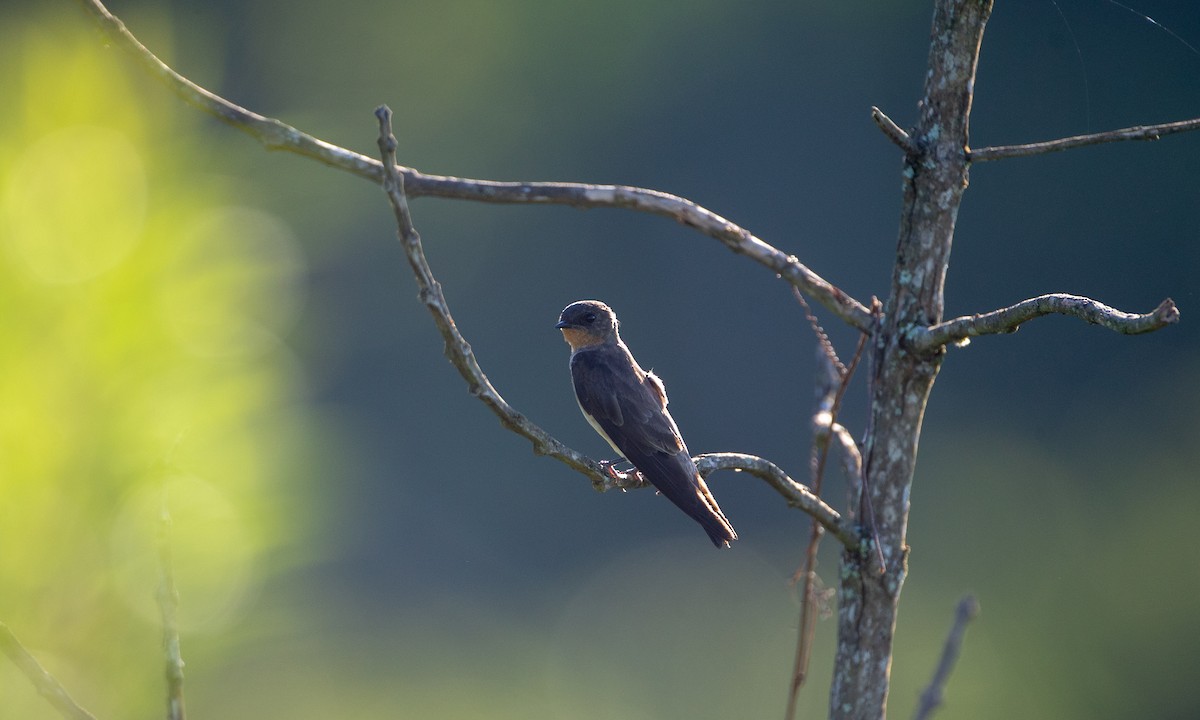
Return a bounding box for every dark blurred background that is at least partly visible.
[1,0,1197,718]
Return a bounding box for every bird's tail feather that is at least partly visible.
[694,480,738,548]
[638,449,739,548]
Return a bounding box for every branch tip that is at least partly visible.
[1153,297,1180,324]
[375,106,400,157]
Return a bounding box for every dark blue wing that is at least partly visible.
[569,344,736,547]
[569,344,683,456]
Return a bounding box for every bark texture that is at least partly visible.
[828,2,993,718]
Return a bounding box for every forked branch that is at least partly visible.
[909,294,1179,353]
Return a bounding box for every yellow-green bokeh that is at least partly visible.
[0,18,313,719]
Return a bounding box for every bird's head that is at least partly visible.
[555,300,619,350]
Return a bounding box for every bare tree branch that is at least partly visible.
[157,496,186,720]
[0,623,98,720]
[871,106,913,153]
[406,177,875,332]
[373,106,858,548]
[909,294,1179,353]
[912,595,980,720]
[695,453,858,549]
[601,451,856,546]
[970,116,1200,162]
[74,0,871,332]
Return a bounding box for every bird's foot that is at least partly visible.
[597,458,643,489]
[597,457,635,478]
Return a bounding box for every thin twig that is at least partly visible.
[785,352,840,720]
[909,294,1179,353]
[0,622,98,720]
[158,494,186,720]
[912,595,980,720]
[784,334,868,720]
[970,116,1200,162]
[871,106,913,153]
[74,0,871,333]
[374,106,859,547]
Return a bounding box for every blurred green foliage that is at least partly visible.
[0,17,314,719]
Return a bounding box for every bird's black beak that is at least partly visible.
[555,320,572,329]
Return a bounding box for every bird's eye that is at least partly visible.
[584,312,597,323]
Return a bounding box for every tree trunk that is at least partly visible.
[828,2,993,718]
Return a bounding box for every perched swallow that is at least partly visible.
[555,300,737,548]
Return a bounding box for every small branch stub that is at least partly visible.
[872,106,914,153]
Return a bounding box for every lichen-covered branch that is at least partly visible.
[912,596,980,720]
[75,0,870,332]
[970,116,1200,162]
[909,294,1179,353]
[0,622,98,720]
